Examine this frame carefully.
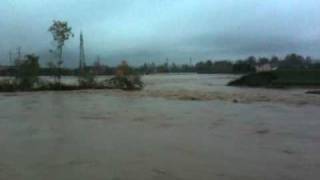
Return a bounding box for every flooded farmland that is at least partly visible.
[1,74,320,180]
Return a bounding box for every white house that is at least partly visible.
[255,63,273,72]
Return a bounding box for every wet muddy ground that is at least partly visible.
[0,74,320,180]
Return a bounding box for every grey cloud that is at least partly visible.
[0,0,320,66]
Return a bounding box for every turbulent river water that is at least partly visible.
[0,74,319,180]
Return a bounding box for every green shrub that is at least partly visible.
[108,75,143,90]
[15,54,40,90]
[78,71,97,88]
[106,61,144,90]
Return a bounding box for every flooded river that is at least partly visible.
[0,74,320,180]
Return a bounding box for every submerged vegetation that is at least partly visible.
[306,90,320,95]
[0,67,143,92]
[228,54,320,88]
[228,70,320,88]
[107,61,143,90]
[0,54,40,91]
[0,58,143,92]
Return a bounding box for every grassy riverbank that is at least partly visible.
[228,70,320,88]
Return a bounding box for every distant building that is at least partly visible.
[255,63,276,72]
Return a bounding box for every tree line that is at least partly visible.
[194,54,319,74]
[133,54,320,74]
[1,53,320,76]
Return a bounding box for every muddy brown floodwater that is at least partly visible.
[0,74,320,180]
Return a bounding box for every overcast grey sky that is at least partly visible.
[0,0,319,66]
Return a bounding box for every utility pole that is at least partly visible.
[9,51,13,65]
[17,47,22,60]
[96,55,101,64]
[79,31,86,74]
[94,55,101,75]
[166,57,169,72]
[15,47,22,65]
